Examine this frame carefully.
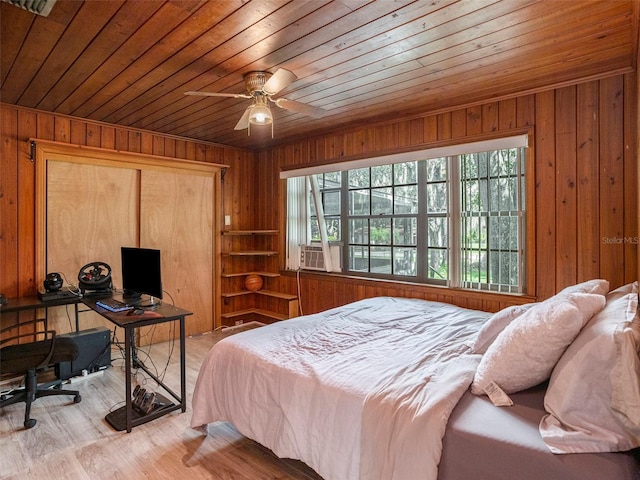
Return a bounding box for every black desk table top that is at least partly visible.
[81,297,192,328]
[0,294,81,313]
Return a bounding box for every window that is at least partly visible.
[283,136,528,292]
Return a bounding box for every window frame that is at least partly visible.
[281,132,533,294]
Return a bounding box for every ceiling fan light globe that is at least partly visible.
[248,104,273,125]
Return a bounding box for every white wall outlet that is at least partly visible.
[224,215,231,226]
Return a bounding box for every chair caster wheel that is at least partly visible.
[74,394,82,403]
[24,419,36,429]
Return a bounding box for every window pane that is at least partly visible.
[426,158,447,181]
[308,191,316,216]
[372,164,392,187]
[427,248,447,280]
[323,190,340,215]
[488,251,519,287]
[489,177,517,211]
[349,168,369,188]
[324,171,341,188]
[394,247,416,276]
[394,185,418,214]
[349,218,369,244]
[310,218,320,241]
[426,183,446,213]
[371,246,392,274]
[393,217,417,245]
[489,216,518,250]
[371,187,392,214]
[428,217,447,248]
[370,218,391,245]
[325,217,341,241]
[349,189,370,215]
[394,161,417,184]
[349,246,369,272]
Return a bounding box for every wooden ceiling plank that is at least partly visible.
[36,0,169,112]
[153,0,558,136]
[65,0,249,119]
[130,0,447,135]
[284,0,625,103]
[102,0,356,127]
[154,0,602,138]
[0,4,34,87]
[197,27,632,144]
[19,0,127,107]
[295,7,631,108]
[80,0,281,123]
[315,39,631,120]
[0,0,82,104]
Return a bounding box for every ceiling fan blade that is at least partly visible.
[234,106,251,130]
[184,91,252,99]
[274,98,326,118]
[262,68,297,95]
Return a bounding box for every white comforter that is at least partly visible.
[191,296,488,480]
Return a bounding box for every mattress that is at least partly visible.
[438,382,640,480]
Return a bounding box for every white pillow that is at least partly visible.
[557,278,610,296]
[471,292,605,395]
[472,303,536,354]
[471,279,609,356]
[540,292,640,453]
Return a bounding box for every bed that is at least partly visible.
[191,282,640,480]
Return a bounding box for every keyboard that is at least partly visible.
[96,298,131,312]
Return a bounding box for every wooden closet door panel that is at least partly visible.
[47,160,138,333]
[139,169,214,342]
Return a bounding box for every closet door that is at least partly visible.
[139,169,214,342]
[37,142,221,342]
[46,160,138,333]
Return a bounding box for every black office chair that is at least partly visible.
[0,328,81,429]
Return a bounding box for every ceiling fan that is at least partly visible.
[184,68,325,136]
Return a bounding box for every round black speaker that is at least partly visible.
[43,272,63,292]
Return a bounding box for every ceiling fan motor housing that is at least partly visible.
[245,71,272,94]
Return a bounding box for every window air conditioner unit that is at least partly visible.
[299,244,341,272]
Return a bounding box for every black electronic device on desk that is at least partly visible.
[120,247,163,305]
[78,262,113,297]
[37,272,80,301]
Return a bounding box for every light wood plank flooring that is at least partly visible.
[0,326,324,480]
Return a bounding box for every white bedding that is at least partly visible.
[191,296,489,480]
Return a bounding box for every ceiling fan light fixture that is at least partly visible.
[248,103,272,125]
[248,96,273,125]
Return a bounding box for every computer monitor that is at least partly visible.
[120,247,163,302]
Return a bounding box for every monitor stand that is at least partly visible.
[122,290,141,301]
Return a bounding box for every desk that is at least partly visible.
[82,297,192,432]
[0,295,82,334]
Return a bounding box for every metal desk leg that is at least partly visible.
[124,326,133,433]
[180,316,186,412]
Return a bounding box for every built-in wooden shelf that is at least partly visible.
[220,308,289,322]
[221,271,280,278]
[222,230,278,236]
[255,290,298,300]
[221,291,253,298]
[222,250,278,256]
[220,227,298,324]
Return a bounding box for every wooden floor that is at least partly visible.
[0,326,324,480]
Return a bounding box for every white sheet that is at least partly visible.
[191,296,489,480]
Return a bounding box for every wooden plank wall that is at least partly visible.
[0,103,254,298]
[257,74,638,316]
